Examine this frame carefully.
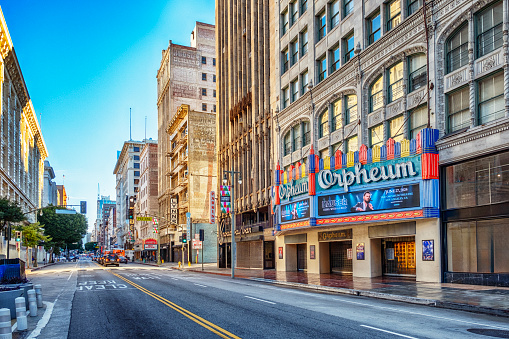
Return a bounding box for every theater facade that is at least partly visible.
[273,129,441,282]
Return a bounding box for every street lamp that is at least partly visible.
[223,169,242,278]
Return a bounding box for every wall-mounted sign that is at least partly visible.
[278,247,283,259]
[281,199,310,223]
[422,240,434,261]
[356,243,365,260]
[317,157,420,193]
[220,185,231,213]
[137,216,153,222]
[310,245,315,259]
[210,191,216,224]
[144,238,157,250]
[318,229,352,241]
[170,198,178,224]
[279,178,309,200]
[317,184,420,216]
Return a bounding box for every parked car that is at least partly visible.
[102,254,120,267]
[118,256,128,264]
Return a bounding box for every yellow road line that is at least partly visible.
[110,271,241,339]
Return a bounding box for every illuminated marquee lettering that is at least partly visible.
[279,181,309,200]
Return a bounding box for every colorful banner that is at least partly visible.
[220,185,231,213]
[281,199,310,222]
[317,184,420,216]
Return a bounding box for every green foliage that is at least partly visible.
[15,222,51,248]
[38,206,88,253]
[85,242,98,251]
[0,197,26,232]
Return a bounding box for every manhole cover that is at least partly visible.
[467,329,509,338]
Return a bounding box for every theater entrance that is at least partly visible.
[382,237,416,276]
[330,241,353,274]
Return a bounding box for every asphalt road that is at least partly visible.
[27,259,509,339]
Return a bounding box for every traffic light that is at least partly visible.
[80,201,87,214]
[182,232,187,243]
[199,229,204,241]
[128,208,134,220]
[15,231,21,242]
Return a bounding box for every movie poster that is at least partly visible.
[422,240,434,261]
[317,184,420,216]
[281,199,310,222]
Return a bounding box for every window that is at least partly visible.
[303,121,311,146]
[134,163,140,169]
[330,45,340,73]
[301,29,308,56]
[134,155,140,161]
[447,86,470,133]
[317,12,326,40]
[291,40,299,65]
[202,73,207,81]
[389,115,404,142]
[320,148,330,159]
[290,1,299,25]
[407,0,422,16]
[282,86,290,109]
[284,132,292,155]
[291,79,299,102]
[370,124,384,147]
[202,103,207,111]
[478,72,504,124]
[213,105,217,112]
[134,171,140,177]
[343,33,355,63]
[331,0,340,29]
[408,54,426,92]
[446,24,468,73]
[410,105,427,139]
[202,88,207,96]
[301,0,308,13]
[318,56,327,82]
[213,58,216,66]
[332,99,343,131]
[388,62,403,102]
[347,136,358,153]
[476,1,503,58]
[345,95,358,124]
[301,71,309,94]
[213,75,216,82]
[332,142,342,154]
[368,12,381,45]
[282,9,289,35]
[344,0,354,17]
[292,124,301,151]
[282,48,289,74]
[370,76,384,112]
[201,56,207,64]
[134,147,140,152]
[319,109,329,138]
[387,0,401,31]
[213,90,216,97]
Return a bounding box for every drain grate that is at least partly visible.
[467,329,509,338]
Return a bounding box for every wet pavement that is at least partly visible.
[135,261,509,316]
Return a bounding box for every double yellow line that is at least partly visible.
[110,271,241,339]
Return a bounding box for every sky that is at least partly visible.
[0,0,215,231]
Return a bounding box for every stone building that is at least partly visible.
[42,160,57,207]
[165,104,217,264]
[216,0,275,270]
[157,22,216,245]
[56,185,67,207]
[94,195,115,251]
[0,8,48,258]
[271,0,508,285]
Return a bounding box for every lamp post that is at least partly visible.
[223,169,242,279]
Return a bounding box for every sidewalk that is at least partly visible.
[135,261,509,317]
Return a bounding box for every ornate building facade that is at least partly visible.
[272,0,509,285]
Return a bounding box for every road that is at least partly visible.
[25,259,509,339]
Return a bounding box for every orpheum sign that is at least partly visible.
[144,238,157,250]
[318,229,352,241]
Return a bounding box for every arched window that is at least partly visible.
[292,124,301,151]
[408,54,426,92]
[319,109,329,138]
[332,99,342,132]
[370,76,384,112]
[388,62,403,102]
[345,95,358,124]
[284,131,292,155]
[446,24,468,73]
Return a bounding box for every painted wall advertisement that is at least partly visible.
[281,199,310,222]
[317,184,420,216]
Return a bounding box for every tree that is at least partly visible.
[85,242,98,251]
[0,197,26,234]
[15,222,51,268]
[38,206,88,260]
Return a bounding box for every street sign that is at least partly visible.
[186,212,191,229]
[55,209,77,215]
[137,216,153,221]
[170,198,178,224]
[192,239,202,250]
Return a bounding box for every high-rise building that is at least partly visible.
[0,8,48,226]
[56,185,67,207]
[216,0,274,269]
[113,140,145,249]
[95,195,115,250]
[271,0,509,286]
[157,22,216,243]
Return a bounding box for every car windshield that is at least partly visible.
[107,255,117,259]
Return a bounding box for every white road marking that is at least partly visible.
[67,271,73,281]
[244,296,276,305]
[360,325,419,339]
[194,283,207,287]
[26,301,54,339]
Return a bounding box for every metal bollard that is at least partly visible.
[34,285,43,308]
[0,308,12,339]
[14,297,27,331]
[27,290,37,317]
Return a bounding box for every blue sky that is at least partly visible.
[0,1,215,231]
